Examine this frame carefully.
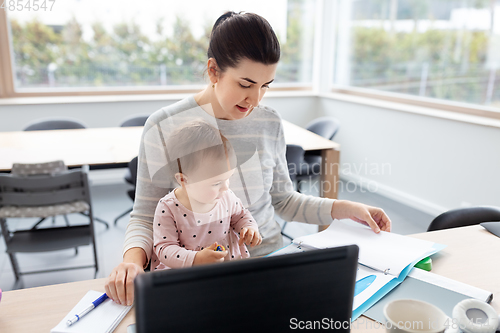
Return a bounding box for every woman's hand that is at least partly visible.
[193,242,227,265]
[331,200,392,233]
[238,227,262,247]
[105,248,146,306]
[105,262,143,306]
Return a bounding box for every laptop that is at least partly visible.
[134,245,359,333]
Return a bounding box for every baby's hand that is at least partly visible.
[193,242,227,266]
[238,227,262,247]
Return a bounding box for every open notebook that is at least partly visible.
[270,220,446,320]
[51,290,132,333]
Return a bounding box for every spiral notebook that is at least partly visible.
[270,220,446,320]
[50,290,132,333]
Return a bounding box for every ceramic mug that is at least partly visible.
[384,299,448,333]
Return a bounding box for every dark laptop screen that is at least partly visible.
[135,245,358,333]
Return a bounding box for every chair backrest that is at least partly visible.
[427,206,500,232]
[24,119,86,131]
[0,169,91,207]
[306,117,340,140]
[120,115,149,127]
[128,157,139,186]
[11,160,67,176]
[285,144,305,181]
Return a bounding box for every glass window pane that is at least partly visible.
[334,0,500,109]
[6,0,315,90]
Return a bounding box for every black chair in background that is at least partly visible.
[114,157,138,226]
[22,118,109,229]
[117,115,147,223]
[281,144,306,240]
[119,114,149,127]
[294,117,340,192]
[24,119,86,131]
[427,206,500,232]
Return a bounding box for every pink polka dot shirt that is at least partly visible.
[151,189,259,270]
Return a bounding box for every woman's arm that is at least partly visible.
[105,247,146,306]
[271,120,391,232]
[270,120,335,225]
[106,112,175,304]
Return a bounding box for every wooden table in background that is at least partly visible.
[1,225,498,333]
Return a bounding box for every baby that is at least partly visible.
[151,119,262,270]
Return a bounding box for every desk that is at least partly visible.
[0,120,340,199]
[1,225,498,333]
[351,225,500,332]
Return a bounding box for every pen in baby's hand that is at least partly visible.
[66,293,109,326]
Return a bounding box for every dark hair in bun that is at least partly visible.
[207,11,280,72]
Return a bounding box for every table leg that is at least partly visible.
[319,148,340,232]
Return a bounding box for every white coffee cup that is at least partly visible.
[384,299,448,333]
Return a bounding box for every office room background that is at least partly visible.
[0,0,499,290]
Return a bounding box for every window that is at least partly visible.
[3,0,315,93]
[333,0,500,110]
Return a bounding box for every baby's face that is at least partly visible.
[185,168,235,205]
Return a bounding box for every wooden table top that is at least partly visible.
[0,120,339,171]
[1,225,498,333]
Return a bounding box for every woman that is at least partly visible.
[105,11,391,306]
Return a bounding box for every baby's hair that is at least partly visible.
[165,119,235,179]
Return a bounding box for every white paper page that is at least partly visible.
[51,290,132,333]
[294,220,436,277]
[353,265,396,310]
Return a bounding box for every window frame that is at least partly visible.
[330,86,500,121]
[0,10,312,98]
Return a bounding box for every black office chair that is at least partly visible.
[119,114,149,127]
[22,119,109,229]
[281,144,307,240]
[427,206,500,232]
[295,117,340,191]
[114,157,138,225]
[24,119,86,131]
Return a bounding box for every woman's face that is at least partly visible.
[210,59,278,120]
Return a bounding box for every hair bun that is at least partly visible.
[213,11,238,30]
[208,11,280,72]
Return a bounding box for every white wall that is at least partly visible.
[319,96,500,215]
[0,94,318,132]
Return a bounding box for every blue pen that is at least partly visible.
[66,293,109,326]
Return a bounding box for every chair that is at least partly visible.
[281,144,306,240]
[11,161,73,232]
[427,206,500,232]
[117,115,147,224]
[23,119,86,131]
[0,163,99,282]
[119,114,149,127]
[295,117,340,191]
[22,119,109,229]
[114,157,138,225]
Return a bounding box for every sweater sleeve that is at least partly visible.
[229,192,260,233]
[270,120,335,225]
[153,200,197,268]
[122,114,176,266]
